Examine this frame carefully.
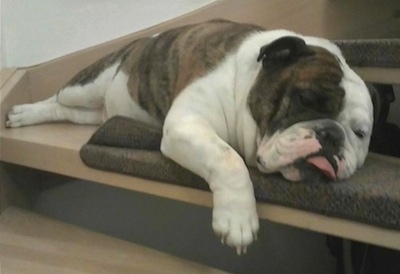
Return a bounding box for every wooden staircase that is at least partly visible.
[1,0,400,273]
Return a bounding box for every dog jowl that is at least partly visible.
[6,20,373,254]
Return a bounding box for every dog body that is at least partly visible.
[6,20,373,253]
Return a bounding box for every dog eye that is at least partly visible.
[353,129,366,139]
[298,91,315,106]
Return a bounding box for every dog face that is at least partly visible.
[249,36,373,182]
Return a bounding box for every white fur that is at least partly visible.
[256,125,321,173]
[337,65,373,175]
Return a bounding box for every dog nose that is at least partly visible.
[316,125,344,147]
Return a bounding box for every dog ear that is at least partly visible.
[368,85,381,125]
[257,36,314,67]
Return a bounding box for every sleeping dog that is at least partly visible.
[6,20,373,254]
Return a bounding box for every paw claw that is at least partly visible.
[235,246,248,256]
[236,247,242,255]
[212,198,259,255]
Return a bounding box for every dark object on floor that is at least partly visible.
[369,84,400,157]
[370,122,400,157]
[351,242,400,274]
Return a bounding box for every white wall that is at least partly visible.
[0,0,215,68]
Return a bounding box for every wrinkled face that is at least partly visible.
[249,36,373,182]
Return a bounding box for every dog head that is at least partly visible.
[249,36,373,182]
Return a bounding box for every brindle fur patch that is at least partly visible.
[248,46,344,134]
[121,19,264,120]
[66,42,134,86]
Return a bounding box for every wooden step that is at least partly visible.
[0,207,229,274]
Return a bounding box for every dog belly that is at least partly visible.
[104,70,162,128]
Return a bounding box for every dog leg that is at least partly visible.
[6,60,123,127]
[6,61,121,128]
[56,62,120,109]
[161,117,259,254]
[6,94,104,128]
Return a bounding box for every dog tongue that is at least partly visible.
[306,156,336,180]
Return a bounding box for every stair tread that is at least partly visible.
[0,207,228,274]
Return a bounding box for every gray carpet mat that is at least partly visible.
[80,116,400,230]
[335,39,400,68]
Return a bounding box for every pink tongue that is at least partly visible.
[306,156,336,180]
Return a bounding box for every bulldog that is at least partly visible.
[6,20,373,254]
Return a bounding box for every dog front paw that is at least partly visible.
[212,195,259,255]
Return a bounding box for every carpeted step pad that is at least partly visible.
[80,116,400,230]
